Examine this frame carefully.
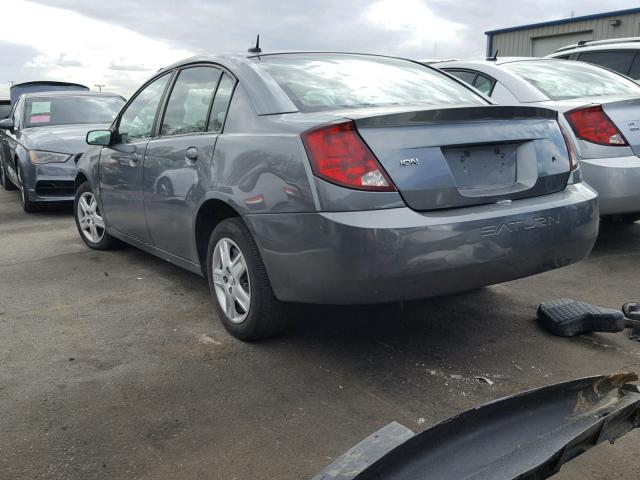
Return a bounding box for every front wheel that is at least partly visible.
[0,159,17,191]
[74,182,119,250]
[17,165,40,213]
[206,218,286,341]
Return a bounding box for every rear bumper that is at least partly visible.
[580,155,640,215]
[22,161,76,203]
[245,183,599,304]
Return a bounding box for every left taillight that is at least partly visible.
[564,105,628,147]
[301,120,396,192]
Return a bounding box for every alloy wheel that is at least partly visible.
[211,238,251,324]
[77,191,106,243]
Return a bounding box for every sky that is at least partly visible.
[1,0,639,98]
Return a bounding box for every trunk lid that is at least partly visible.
[352,106,571,211]
[600,97,640,157]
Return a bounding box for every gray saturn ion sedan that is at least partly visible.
[73,52,599,340]
[0,91,124,212]
[436,58,640,222]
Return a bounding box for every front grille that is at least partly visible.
[36,180,75,197]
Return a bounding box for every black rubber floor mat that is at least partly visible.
[537,298,625,336]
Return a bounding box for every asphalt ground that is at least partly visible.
[1,186,639,480]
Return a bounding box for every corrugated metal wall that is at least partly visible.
[489,12,640,57]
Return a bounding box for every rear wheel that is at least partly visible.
[17,165,40,213]
[74,182,119,250]
[206,218,286,341]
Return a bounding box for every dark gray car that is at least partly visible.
[73,52,599,340]
[0,91,124,212]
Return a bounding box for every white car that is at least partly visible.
[546,37,640,81]
[434,58,640,222]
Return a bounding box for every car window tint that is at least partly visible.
[628,53,640,80]
[502,60,640,100]
[553,54,570,60]
[577,51,636,76]
[474,74,494,95]
[446,70,477,85]
[119,74,170,142]
[161,66,222,136]
[207,73,235,133]
[257,54,486,111]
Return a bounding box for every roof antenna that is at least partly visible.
[248,34,261,53]
[487,49,498,61]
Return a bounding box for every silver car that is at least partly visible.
[436,58,640,222]
[73,52,598,340]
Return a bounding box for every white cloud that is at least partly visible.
[0,0,193,97]
[365,0,465,54]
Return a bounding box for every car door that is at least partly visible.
[99,73,172,242]
[144,66,235,262]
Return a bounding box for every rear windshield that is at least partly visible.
[23,95,124,128]
[502,60,640,101]
[256,54,486,111]
[0,103,11,120]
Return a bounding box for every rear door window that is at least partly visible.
[446,70,477,85]
[207,73,235,133]
[161,66,222,136]
[577,50,636,76]
[473,73,495,95]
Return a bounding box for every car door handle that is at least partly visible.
[185,147,198,161]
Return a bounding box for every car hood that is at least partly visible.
[21,123,110,155]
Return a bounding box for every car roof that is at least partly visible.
[152,51,442,116]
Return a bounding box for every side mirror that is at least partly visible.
[0,118,15,130]
[86,129,112,146]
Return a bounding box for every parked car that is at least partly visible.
[0,99,10,120]
[0,91,125,211]
[435,58,640,222]
[74,52,598,340]
[546,37,640,81]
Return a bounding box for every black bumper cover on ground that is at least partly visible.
[312,374,640,480]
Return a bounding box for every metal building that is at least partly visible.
[485,7,640,57]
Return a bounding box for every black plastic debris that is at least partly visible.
[622,303,640,341]
[311,374,640,480]
[537,298,625,336]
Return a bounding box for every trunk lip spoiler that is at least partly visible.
[312,373,640,480]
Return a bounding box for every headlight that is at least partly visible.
[28,150,72,165]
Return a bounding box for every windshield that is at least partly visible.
[256,54,486,111]
[502,60,640,101]
[23,95,124,128]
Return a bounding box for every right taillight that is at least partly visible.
[564,105,628,146]
[301,120,396,192]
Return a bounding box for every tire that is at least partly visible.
[0,159,17,191]
[74,182,119,250]
[206,218,286,341]
[17,165,40,213]
[604,213,640,224]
